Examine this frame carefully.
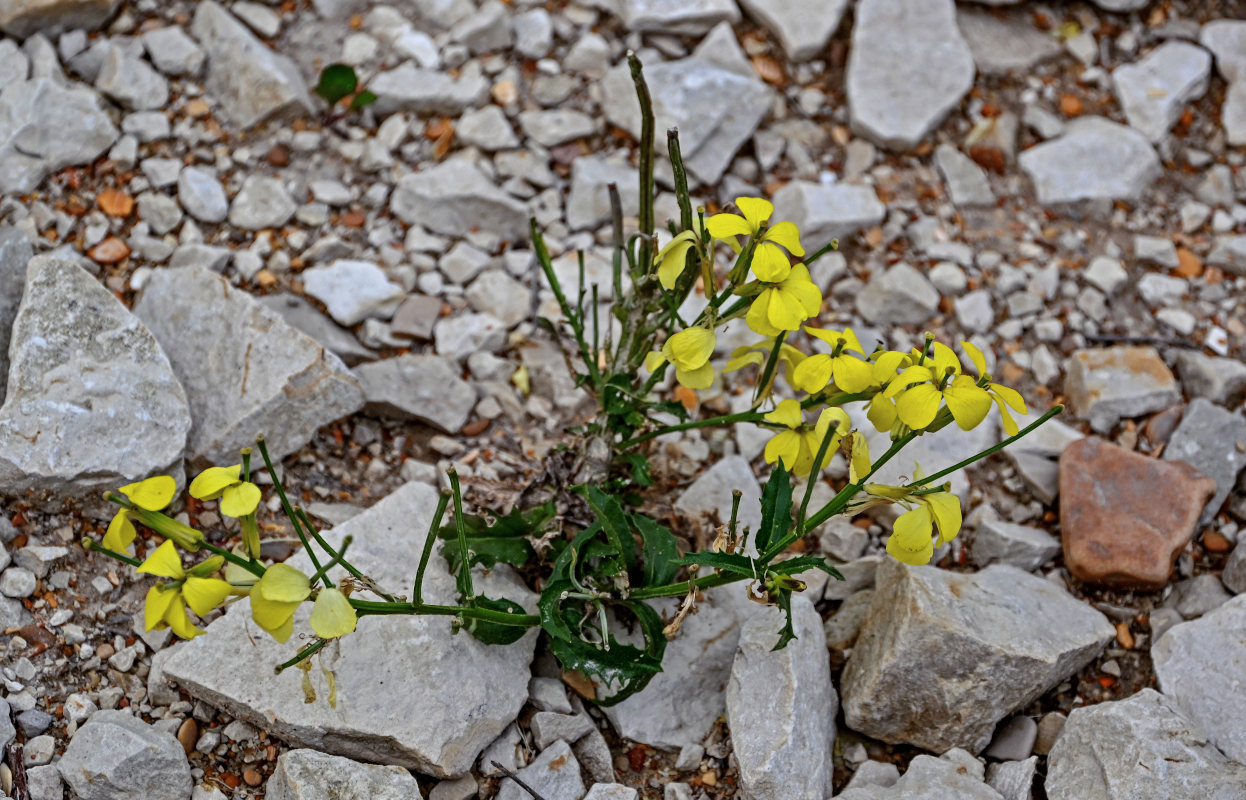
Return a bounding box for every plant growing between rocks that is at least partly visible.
[82,54,1060,708]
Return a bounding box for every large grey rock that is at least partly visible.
[1209,235,1246,275]
[1175,351,1246,407]
[1163,399,1246,525]
[267,749,421,800]
[0,78,119,193]
[133,266,362,465]
[0,228,32,404]
[354,354,476,433]
[856,262,940,326]
[163,482,538,777]
[614,0,739,34]
[837,750,1004,800]
[495,740,584,800]
[58,710,192,800]
[95,42,169,111]
[391,160,528,239]
[1018,117,1161,206]
[847,0,975,150]
[772,181,885,247]
[1153,595,1246,764]
[674,455,762,539]
[1201,23,1246,144]
[258,294,374,366]
[191,1,314,128]
[141,25,205,76]
[601,55,772,184]
[986,758,1037,800]
[1046,689,1246,800]
[726,598,836,800]
[0,257,189,506]
[957,9,1062,75]
[0,0,120,38]
[0,696,14,751]
[738,0,848,62]
[566,155,639,231]
[368,62,489,115]
[841,561,1114,753]
[301,260,405,326]
[1064,346,1180,434]
[969,519,1061,572]
[1112,41,1212,141]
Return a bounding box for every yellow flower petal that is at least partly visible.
[119,475,177,511]
[250,591,302,641]
[830,354,873,393]
[866,394,897,432]
[884,365,935,399]
[792,353,833,394]
[103,510,136,552]
[224,544,260,586]
[762,220,804,256]
[814,407,850,443]
[706,212,752,239]
[724,348,763,373]
[780,266,822,316]
[257,563,312,603]
[657,237,696,290]
[137,540,185,580]
[220,482,262,518]
[746,291,781,336]
[961,341,988,376]
[894,383,943,429]
[188,465,241,501]
[765,284,811,331]
[991,383,1027,414]
[750,242,792,283]
[764,429,803,470]
[310,588,358,639]
[841,328,865,355]
[644,350,668,373]
[163,594,203,639]
[928,342,962,376]
[923,492,962,546]
[735,196,773,231]
[675,362,715,390]
[764,398,803,429]
[666,327,716,371]
[144,584,178,632]
[183,576,233,618]
[943,377,992,431]
[887,506,935,565]
[871,351,909,386]
[848,432,872,484]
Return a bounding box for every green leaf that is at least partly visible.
[546,601,666,706]
[672,551,758,579]
[538,579,576,642]
[770,589,797,651]
[618,453,653,487]
[631,514,679,587]
[464,596,530,645]
[314,64,358,105]
[578,486,638,575]
[350,89,377,109]
[437,500,553,574]
[755,462,793,555]
[769,555,844,582]
[440,536,534,573]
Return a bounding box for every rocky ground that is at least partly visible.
[1,0,1245,799]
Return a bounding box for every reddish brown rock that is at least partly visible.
[1059,437,1215,589]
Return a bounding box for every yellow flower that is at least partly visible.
[189,465,262,518]
[885,490,962,566]
[791,327,872,394]
[310,587,357,639]
[961,342,1028,436]
[745,264,823,336]
[103,475,177,553]
[137,541,233,640]
[250,563,311,643]
[706,196,804,282]
[654,229,700,290]
[862,350,912,433]
[723,338,806,398]
[645,327,717,390]
[883,342,991,431]
[762,399,850,477]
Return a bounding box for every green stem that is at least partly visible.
[448,469,475,601]
[804,239,839,266]
[255,436,326,587]
[620,410,764,449]
[796,426,838,533]
[753,332,787,404]
[295,508,394,602]
[628,51,655,270]
[907,405,1064,488]
[82,538,142,567]
[307,536,353,586]
[274,638,327,674]
[350,599,539,627]
[413,491,452,607]
[628,571,741,600]
[199,540,266,578]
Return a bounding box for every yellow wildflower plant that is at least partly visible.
[791,327,873,394]
[961,342,1028,436]
[189,465,262,518]
[310,587,358,639]
[762,399,850,477]
[103,475,177,553]
[885,488,962,566]
[744,264,823,336]
[861,350,912,434]
[645,326,717,390]
[883,342,992,431]
[250,563,312,643]
[655,230,699,290]
[724,338,806,398]
[706,196,805,283]
[137,540,233,639]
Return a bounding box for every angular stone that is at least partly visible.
[353,354,476,434]
[1059,437,1215,590]
[837,750,1003,800]
[726,598,836,800]
[565,155,639,231]
[0,228,32,404]
[530,711,594,751]
[1163,399,1246,525]
[1046,689,1246,800]
[0,0,120,38]
[177,167,229,223]
[1171,574,1232,619]
[856,262,939,326]
[841,561,1113,753]
[95,43,169,111]
[368,62,489,115]
[935,144,994,207]
[584,785,637,800]
[1153,595,1246,763]
[58,710,192,800]
[1113,41,1212,142]
[434,311,506,361]
[0,78,119,193]
[614,0,739,35]
[958,9,1062,75]
[601,55,772,184]
[301,260,405,326]
[823,589,873,651]
[738,0,848,62]
[1209,234,1246,275]
[455,105,518,151]
[496,740,584,800]
[986,758,1036,800]
[466,269,529,327]
[191,1,314,128]
[266,749,421,800]
[0,257,189,506]
[969,519,1061,572]
[771,181,885,247]
[674,455,762,539]
[1018,117,1161,206]
[163,482,538,777]
[141,25,205,76]
[1064,346,1180,433]
[133,266,362,465]
[391,160,528,239]
[1202,21,1246,84]
[228,175,296,230]
[519,109,597,147]
[258,293,374,366]
[847,0,975,151]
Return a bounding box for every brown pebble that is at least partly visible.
[461,418,490,437]
[1202,530,1232,553]
[1059,93,1084,117]
[243,768,263,787]
[177,718,198,756]
[1143,405,1184,448]
[96,643,115,660]
[266,144,291,167]
[88,236,130,264]
[221,773,240,788]
[1033,711,1066,755]
[340,210,366,228]
[1115,622,1135,650]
